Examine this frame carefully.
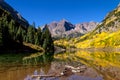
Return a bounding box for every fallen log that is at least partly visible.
[31,65,87,79]
[65,65,87,73]
[31,74,61,79]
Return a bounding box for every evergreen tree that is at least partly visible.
[41,24,54,53]
[22,29,27,42]
[26,25,36,44]
[1,14,10,47]
[0,12,54,52]
[9,19,16,40]
[16,26,23,44]
[35,34,39,45]
[35,27,41,45]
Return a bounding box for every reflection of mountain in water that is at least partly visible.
[0,50,120,80]
[54,50,120,80]
[24,72,103,80]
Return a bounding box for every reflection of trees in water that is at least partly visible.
[23,53,54,74]
[23,53,55,80]
[23,50,120,80]
[41,53,53,74]
[23,53,53,64]
[54,50,120,80]
[74,51,120,80]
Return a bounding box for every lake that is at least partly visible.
[0,50,120,80]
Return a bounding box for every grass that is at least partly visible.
[0,42,44,66]
[0,53,25,66]
[23,42,44,52]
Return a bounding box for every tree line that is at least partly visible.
[0,12,54,53]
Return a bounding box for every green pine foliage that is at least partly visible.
[41,25,54,53]
[0,14,10,47]
[16,26,23,44]
[9,19,16,40]
[26,25,36,44]
[0,8,54,53]
[35,27,41,45]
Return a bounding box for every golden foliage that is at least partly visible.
[54,50,120,67]
[74,30,120,48]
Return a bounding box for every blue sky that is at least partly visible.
[5,0,120,27]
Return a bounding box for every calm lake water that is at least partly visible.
[0,50,120,80]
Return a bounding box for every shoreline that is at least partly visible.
[56,46,120,53]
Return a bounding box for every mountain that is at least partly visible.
[83,3,120,38]
[75,21,98,33]
[54,3,120,48]
[73,3,120,48]
[48,20,75,38]
[94,3,120,33]
[45,20,98,39]
[0,0,29,27]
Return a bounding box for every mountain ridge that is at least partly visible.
[43,19,98,39]
[54,3,120,48]
[0,1,29,27]
[74,4,120,48]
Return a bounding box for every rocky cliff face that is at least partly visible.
[48,20,75,37]
[0,1,29,27]
[75,22,98,33]
[45,20,98,38]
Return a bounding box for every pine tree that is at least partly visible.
[16,26,23,44]
[35,35,39,45]
[26,25,36,44]
[42,24,54,53]
[9,19,16,40]
[35,27,41,45]
[22,29,27,42]
[1,14,10,47]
